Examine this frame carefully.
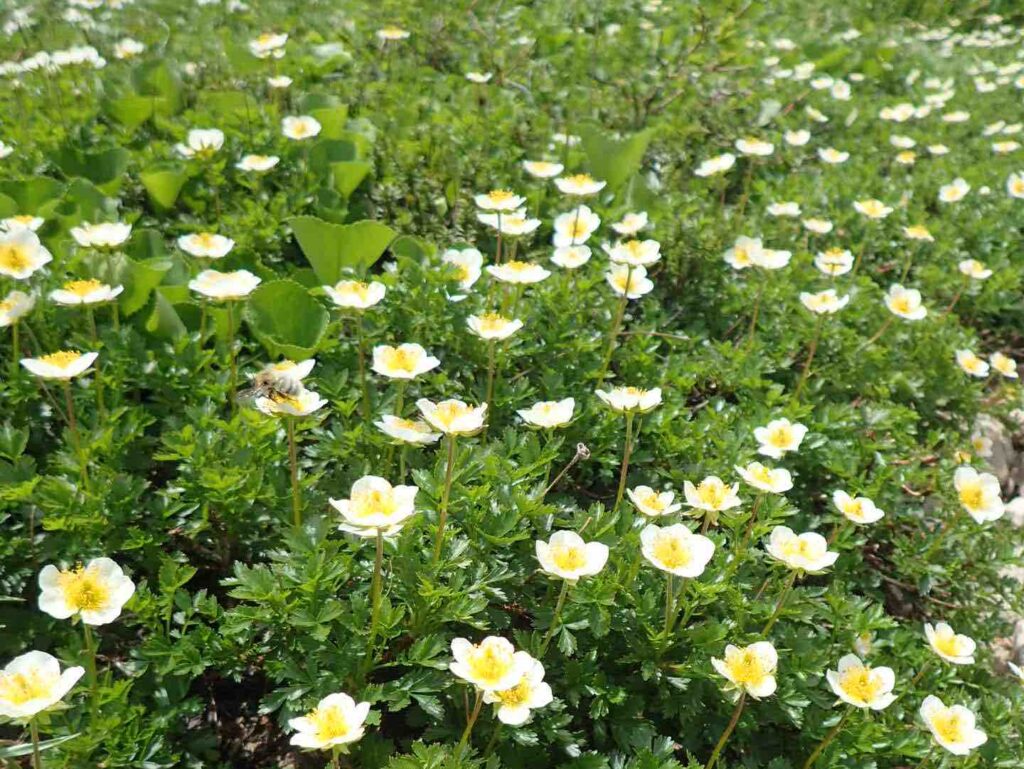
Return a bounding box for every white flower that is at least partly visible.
[800,289,849,314]
[268,76,293,89]
[552,206,600,246]
[475,190,526,211]
[903,225,934,242]
[175,128,225,158]
[724,236,763,270]
[482,657,553,725]
[113,37,144,59]
[806,107,828,123]
[958,259,992,280]
[953,466,1004,523]
[487,261,550,286]
[942,110,970,123]
[833,490,884,524]
[21,350,98,379]
[755,249,791,270]
[606,263,654,298]
[189,269,261,300]
[0,141,13,159]
[49,279,123,306]
[178,232,235,259]
[478,209,541,236]
[735,462,792,494]
[522,161,564,179]
[640,523,715,577]
[766,526,838,573]
[417,398,487,436]
[372,343,440,380]
[517,398,575,428]
[375,415,441,445]
[955,349,989,378]
[450,637,532,692]
[465,71,492,84]
[554,174,606,196]
[628,486,682,517]
[596,386,661,414]
[928,144,949,156]
[551,245,592,269]
[814,249,853,276]
[288,692,371,750]
[694,153,736,176]
[1007,171,1024,199]
[38,557,136,625]
[785,129,811,146]
[282,115,322,141]
[925,622,976,665]
[755,418,807,458]
[330,475,418,536]
[818,147,849,164]
[249,32,287,58]
[255,388,327,417]
[939,177,971,203]
[711,642,778,699]
[467,313,523,340]
[536,531,609,581]
[606,239,660,267]
[830,81,851,100]
[1,215,44,232]
[323,280,385,309]
[376,27,410,41]
[236,154,280,172]
[70,222,132,249]
[802,218,833,234]
[884,284,927,320]
[612,212,648,236]
[990,352,1018,379]
[920,696,987,756]
[735,137,774,156]
[442,248,483,290]
[854,199,893,219]
[684,476,741,514]
[992,140,1020,154]
[0,651,85,720]
[0,229,52,279]
[0,290,34,327]
[826,655,896,710]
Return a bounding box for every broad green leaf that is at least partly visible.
[131,60,183,112]
[288,216,397,282]
[103,95,157,130]
[310,105,350,139]
[330,161,372,198]
[309,139,359,173]
[140,166,188,210]
[52,147,131,193]
[0,177,66,215]
[196,90,260,128]
[243,279,329,359]
[145,287,188,339]
[578,124,654,191]
[121,257,173,317]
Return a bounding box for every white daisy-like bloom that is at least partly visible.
[755,418,807,458]
[554,174,606,196]
[0,651,85,720]
[767,201,801,217]
[595,386,661,414]
[990,352,1017,379]
[895,150,917,165]
[1,215,45,232]
[0,290,34,327]
[236,154,280,172]
[465,71,492,83]
[49,278,123,306]
[830,80,851,100]
[372,343,440,380]
[628,486,682,517]
[724,236,763,270]
[375,415,441,446]
[21,350,98,379]
[113,37,144,59]
[323,280,385,310]
[811,75,834,90]
[330,475,418,536]
[903,224,934,242]
[606,239,661,267]
[920,696,987,756]
[248,32,287,58]
[467,312,523,340]
[189,269,261,300]
[552,205,600,247]
[0,229,53,279]
[551,245,592,269]
[800,289,849,315]
[711,642,778,699]
[853,199,893,219]
[282,115,322,141]
[606,263,654,299]
[517,398,575,429]
[735,137,774,156]
[640,523,716,577]
[735,462,792,494]
[475,189,526,211]
[884,284,927,320]
[536,530,609,581]
[958,259,992,280]
[694,153,736,177]
[416,398,487,436]
[178,232,235,259]
[441,247,483,290]
[684,476,741,514]
[175,128,225,158]
[288,692,371,750]
[255,388,328,417]
[522,160,564,179]
[450,637,533,692]
[38,557,136,626]
[818,147,849,164]
[766,526,838,573]
[925,622,976,665]
[376,26,411,41]
[0,141,13,159]
[802,218,833,234]
[971,433,993,458]
[938,177,971,204]
[612,212,648,236]
[891,135,916,149]
[942,110,970,123]
[953,466,1004,523]
[833,490,884,524]
[268,75,293,89]
[482,656,553,726]
[805,107,828,124]
[928,144,949,156]
[955,349,989,378]
[814,248,853,276]
[1008,661,1023,683]
[826,655,897,710]
[70,222,132,249]
[1007,171,1024,199]
[477,208,542,236]
[992,140,1020,154]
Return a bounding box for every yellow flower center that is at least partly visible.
[195,233,218,248]
[487,189,515,203]
[56,565,111,612]
[933,633,965,658]
[0,244,31,271]
[906,226,929,238]
[466,646,514,687]
[565,174,593,185]
[476,313,510,333]
[651,534,690,570]
[39,351,83,369]
[725,648,768,686]
[891,296,912,314]
[337,281,372,301]
[63,278,103,297]
[861,200,884,216]
[0,669,52,705]
[768,427,793,447]
[308,705,350,742]
[931,710,965,743]
[781,537,815,561]
[381,347,419,372]
[839,666,882,704]
[751,466,773,485]
[433,402,471,428]
[495,678,532,707]
[393,418,420,431]
[1012,179,1024,194]
[352,488,398,519]
[505,260,532,272]
[257,33,276,45]
[549,544,587,572]
[958,482,983,510]
[696,480,728,508]
[637,490,665,511]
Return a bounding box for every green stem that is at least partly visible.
[30,719,42,769]
[761,570,798,635]
[746,277,766,348]
[83,622,97,715]
[456,689,484,759]
[355,315,371,422]
[226,301,238,414]
[794,315,825,401]
[704,692,746,769]
[483,723,504,758]
[801,709,852,769]
[599,268,632,382]
[613,413,635,512]
[368,530,385,648]
[63,382,89,491]
[86,307,105,416]
[432,435,458,565]
[539,580,571,656]
[664,573,675,636]
[11,321,20,378]
[287,417,301,526]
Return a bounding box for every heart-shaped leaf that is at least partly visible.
[288,216,397,283]
[244,279,329,359]
[579,124,654,191]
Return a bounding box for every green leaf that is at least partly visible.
[330,161,372,198]
[0,177,65,215]
[145,287,188,339]
[243,279,329,359]
[140,166,188,211]
[288,216,397,282]
[310,105,350,139]
[51,147,131,193]
[103,95,159,130]
[131,60,183,112]
[121,256,173,317]
[578,124,654,190]
[0,422,29,461]
[0,733,80,758]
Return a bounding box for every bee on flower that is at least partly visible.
[640,523,715,577]
[953,466,1004,523]
[535,531,609,581]
[255,388,327,417]
[832,490,884,524]
[38,558,136,625]
[711,642,778,698]
[288,692,371,751]
[919,696,987,755]
[826,655,896,710]
[925,622,976,665]
[766,526,838,573]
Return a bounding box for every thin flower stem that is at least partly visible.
[540,442,590,500]
[30,719,42,769]
[736,159,755,218]
[909,660,932,690]
[924,508,960,560]
[598,268,632,382]
[383,382,406,472]
[63,381,89,491]
[827,519,849,546]
[354,314,371,422]
[456,689,484,759]
[912,747,934,769]
[11,322,20,377]
[858,315,893,351]
[226,301,238,415]
[801,708,852,769]
[495,213,503,264]
[761,570,798,635]
[83,622,98,716]
[539,580,571,656]
[483,723,504,758]
[330,745,341,769]
[368,530,385,651]
[663,573,675,636]
[287,417,301,526]
[746,277,766,348]
[704,692,746,769]
[613,413,635,512]
[86,307,105,416]
[485,341,497,409]
[738,495,764,556]
[432,435,458,565]
[943,276,969,317]
[794,315,825,401]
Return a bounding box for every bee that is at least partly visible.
[236,365,305,404]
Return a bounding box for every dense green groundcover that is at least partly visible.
[1,0,1024,767]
